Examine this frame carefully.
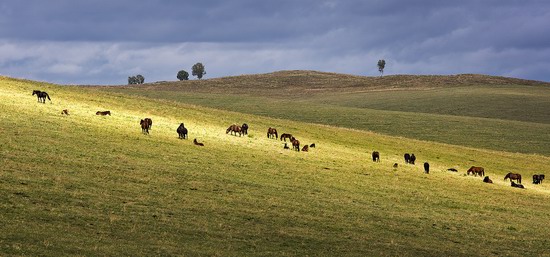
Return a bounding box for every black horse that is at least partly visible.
[177,123,188,139]
[241,123,249,135]
[424,162,430,174]
[404,153,411,164]
[372,151,380,162]
[409,154,416,165]
[32,90,51,103]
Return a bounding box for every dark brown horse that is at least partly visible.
[96,111,111,116]
[424,162,430,174]
[483,176,493,183]
[372,151,380,162]
[280,133,293,142]
[32,90,51,103]
[309,143,316,148]
[177,123,188,139]
[267,127,278,139]
[140,119,149,134]
[533,174,545,184]
[409,154,416,165]
[144,118,152,129]
[241,123,249,135]
[467,166,485,177]
[404,153,410,164]
[226,124,242,136]
[511,181,525,189]
[193,138,204,146]
[504,172,522,184]
[292,138,300,151]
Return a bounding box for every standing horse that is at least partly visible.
[32,90,51,103]
[226,124,242,136]
[533,174,545,184]
[267,127,278,139]
[177,123,188,139]
[144,118,152,130]
[291,138,300,151]
[409,154,416,165]
[404,153,411,164]
[280,133,293,142]
[140,119,149,134]
[467,166,485,177]
[372,151,380,162]
[504,172,522,184]
[424,162,430,174]
[241,123,249,135]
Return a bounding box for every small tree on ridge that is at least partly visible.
[192,63,206,79]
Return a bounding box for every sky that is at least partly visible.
[1,0,549,85]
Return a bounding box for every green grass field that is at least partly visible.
[101,71,550,156]
[2,74,550,256]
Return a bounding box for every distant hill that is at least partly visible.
[112,70,550,97]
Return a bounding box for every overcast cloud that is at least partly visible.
[0,0,549,84]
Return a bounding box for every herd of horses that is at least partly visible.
[33,89,545,190]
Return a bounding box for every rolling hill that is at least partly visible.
[100,70,550,155]
[1,74,550,256]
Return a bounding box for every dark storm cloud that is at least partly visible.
[0,0,549,84]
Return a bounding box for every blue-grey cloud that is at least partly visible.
[0,0,549,84]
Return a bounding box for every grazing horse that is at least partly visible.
[409,154,416,165]
[467,166,485,177]
[96,111,111,116]
[302,145,309,152]
[140,119,149,134]
[241,123,249,135]
[424,162,430,174]
[32,90,51,103]
[177,123,188,139]
[280,133,293,142]
[511,181,525,189]
[504,172,522,184]
[404,153,411,164]
[193,138,204,146]
[372,151,380,162]
[61,109,69,115]
[483,176,493,183]
[532,174,545,184]
[267,127,278,139]
[291,138,300,151]
[226,124,242,136]
[310,143,316,148]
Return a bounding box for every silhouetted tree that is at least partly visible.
[377,59,386,75]
[128,74,145,84]
[177,70,189,81]
[192,62,206,79]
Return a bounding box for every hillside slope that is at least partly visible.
[99,71,550,155]
[1,76,550,256]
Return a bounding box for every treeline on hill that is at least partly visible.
[128,62,207,85]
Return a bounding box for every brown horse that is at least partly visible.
[372,151,380,162]
[280,133,293,142]
[193,138,204,146]
[226,124,242,136]
[504,172,522,184]
[96,111,111,116]
[267,127,278,139]
[467,166,485,177]
[291,138,300,151]
[61,109,69,115]
[140,119,149,134]
[302,145,309,152]
[533,174,545,184]
[144,118,152,129]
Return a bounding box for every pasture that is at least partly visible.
[1,75,550,256]
[102,70,550,155]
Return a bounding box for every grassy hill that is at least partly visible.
[1,75,550,256]
[99,70,550,156]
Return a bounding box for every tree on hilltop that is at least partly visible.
[377,59,386,76]
[192,63,206,79]
[128,74,145,84]
[177,70,189,81]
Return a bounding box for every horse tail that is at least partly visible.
[46,93,51,101]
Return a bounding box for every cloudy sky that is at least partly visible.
[0,0,549,85]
